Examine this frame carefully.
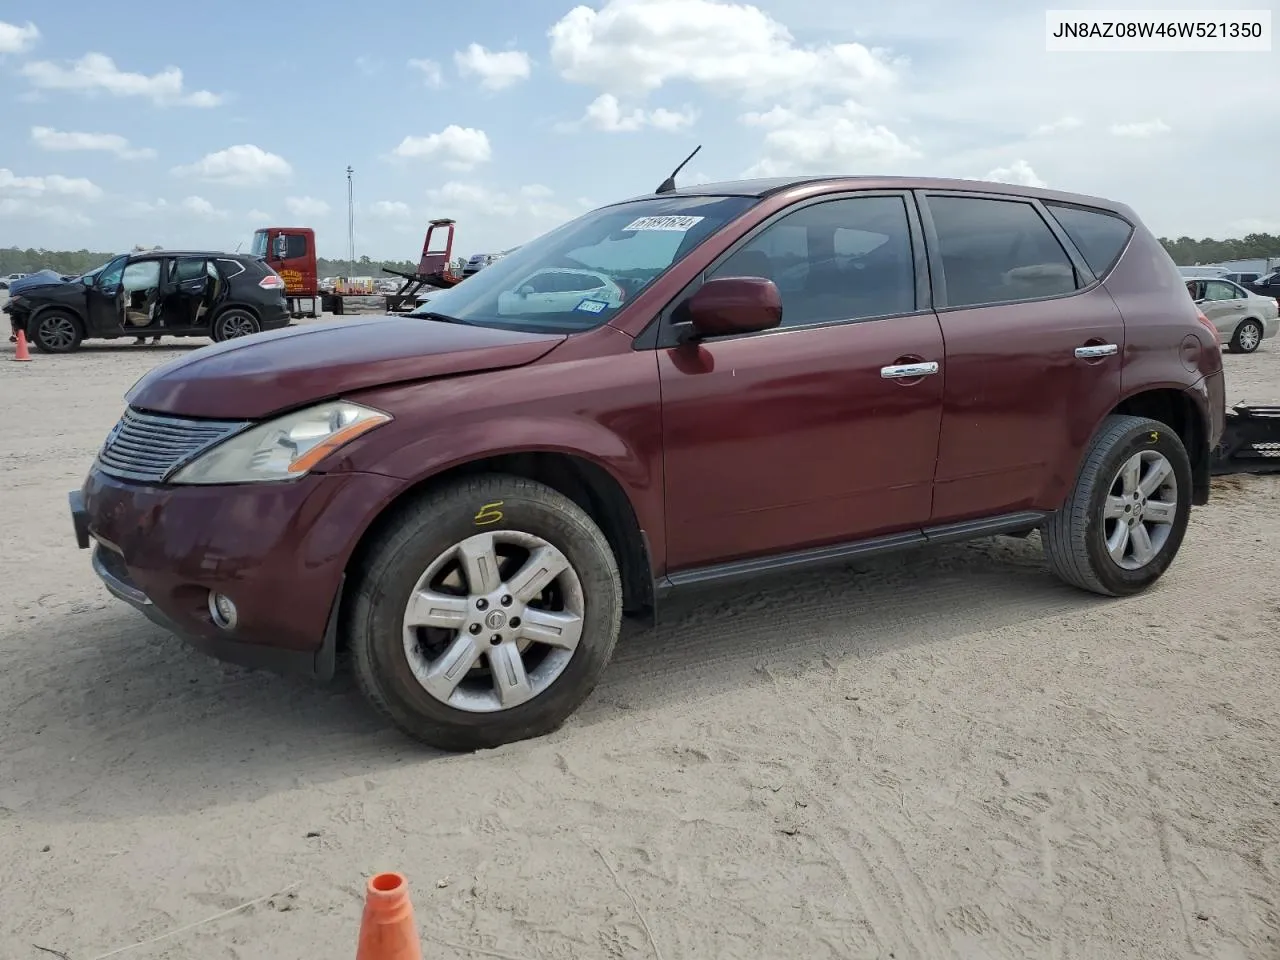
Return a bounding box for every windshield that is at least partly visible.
[409,195,757,332]
[250,230,269,257]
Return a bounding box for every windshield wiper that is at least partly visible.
[414,311,473,326]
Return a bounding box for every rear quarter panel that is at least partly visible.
[1108,224,1221,392]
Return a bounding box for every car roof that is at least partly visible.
[128,249,256,260]
[618,175,1136,219]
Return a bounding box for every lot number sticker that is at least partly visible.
[622,215,705,232]
[575,298,609,314]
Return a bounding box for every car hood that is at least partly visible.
[126,315,566,419]
[9,272,71,296]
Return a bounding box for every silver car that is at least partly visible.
[1186,277,1280,354]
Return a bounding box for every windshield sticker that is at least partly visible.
[622,215,706,232]
[575,298,609,314]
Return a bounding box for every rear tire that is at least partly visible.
[1042,415,1192,597]
[31,310,84,354]
[347,474,623,751]
[1228,318,1263,354]
[210,308,261,342]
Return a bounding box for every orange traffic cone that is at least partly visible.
[11,330,31,362]
[356,872,422,960]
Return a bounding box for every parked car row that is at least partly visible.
[4,249,291,353]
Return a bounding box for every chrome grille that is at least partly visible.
[96,407,249,483]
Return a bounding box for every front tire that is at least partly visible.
[32,310,84,354]
[1228,319,1263,354]
[1042,414,1192,597]
[347,474,623,751]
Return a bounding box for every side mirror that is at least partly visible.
[682,276,782,340]
[518,285,534,297]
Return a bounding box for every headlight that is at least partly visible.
[168,400,391,485]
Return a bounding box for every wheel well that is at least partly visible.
[344,453,654,617]
[1111,388,1209,503]
[211,303,260,325]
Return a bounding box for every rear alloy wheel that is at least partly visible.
[348,475,622,751]
[32,310,84,354]
[1229,319,1263,354]
[211,309,261,342]
[1042,414,1192,597]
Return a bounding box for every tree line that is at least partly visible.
[3,234,1278,278]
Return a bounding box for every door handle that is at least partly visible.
[880,361,940,379]
[1074,344,1118,359]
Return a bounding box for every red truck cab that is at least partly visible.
[252,227,317,315]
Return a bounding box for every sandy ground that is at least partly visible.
[1,310,1278,960]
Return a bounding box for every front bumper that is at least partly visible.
[69,466,404,679]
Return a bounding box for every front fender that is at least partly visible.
[323,343,666,567]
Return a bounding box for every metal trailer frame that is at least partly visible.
[1210,403,1280,476]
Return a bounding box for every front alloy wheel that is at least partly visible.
[348,474,623,751]
[403,531,584,713]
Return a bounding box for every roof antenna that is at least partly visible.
[655,144,701,195]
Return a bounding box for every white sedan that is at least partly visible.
[497,268,624,316]
[1187,277,1280,354]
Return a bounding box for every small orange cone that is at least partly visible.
[356,872,422,960]
[11,330,31,362]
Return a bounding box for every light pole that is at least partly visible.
[346,165,355,278]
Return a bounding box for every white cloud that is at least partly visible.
[740,101,920,177]
[246,208,271,222]
[122,199,169,218]
[0,198,91,227]
[453,43,532,90]
[1109,119,1171,139]
[1032,116,1083,136]
[31,126,155,160]
[548,0,899,102]
[173,145,292,186]
[21,53,220,107]
[983,160,1046,188]
[181,195,227,219]
[285,196,331,217]
[409,58,444,87]
[369,200,412,219]
[0,19,39,54]
[425,181,576,226]
[570,93,697,132]
[392,125,492,170]
[0,168,103,200]
[355,56,381,76]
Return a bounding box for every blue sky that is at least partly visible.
[1,0,1276,261]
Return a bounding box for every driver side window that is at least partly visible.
[709,195,917,328]
[97,256,128,290]
[1204,280,1241,301]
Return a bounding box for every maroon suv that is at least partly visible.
[69,176,1226,751]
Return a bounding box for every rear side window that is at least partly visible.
[1204,280,1243,301]
[1044,202,1134,277]
[170,257,206,282]
[927,196,1079,308]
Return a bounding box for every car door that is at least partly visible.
[920,192,1129,523]
[656,192,945,570]
[1197,279,1250,339]
[157,256,209,329]
[84,255,129,333]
